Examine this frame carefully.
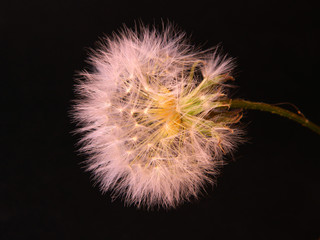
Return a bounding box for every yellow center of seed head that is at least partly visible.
[152,91,181,137]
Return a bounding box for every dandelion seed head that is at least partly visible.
[72,23,242,209]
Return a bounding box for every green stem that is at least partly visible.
[229,99,320,135]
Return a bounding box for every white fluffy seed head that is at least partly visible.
[72,23,243,209]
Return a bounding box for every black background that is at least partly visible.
[2,0,319,239]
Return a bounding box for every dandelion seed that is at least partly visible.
[131,136,137,141]
[72,23,243,209]
[126,151,132,155]
[126,86,132,93]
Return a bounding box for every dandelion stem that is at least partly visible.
[229,99,320,135]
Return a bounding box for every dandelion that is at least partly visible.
[72,24,243,209]
[72,23,320,209]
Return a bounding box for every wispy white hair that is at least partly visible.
[72,23,242,209]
